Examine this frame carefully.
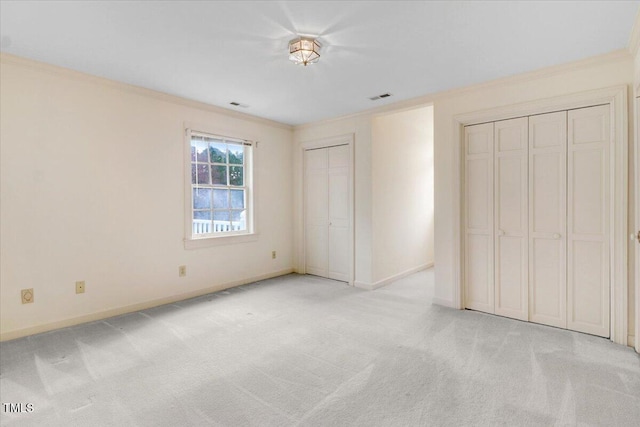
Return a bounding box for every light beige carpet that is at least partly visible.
[1,269,639,426]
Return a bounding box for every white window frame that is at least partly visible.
[183,124,258,249]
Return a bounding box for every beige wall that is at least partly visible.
[0,56,294,340]
[372,107,434,283]
[431,52,635,341]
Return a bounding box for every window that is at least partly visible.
[188,130,253,239]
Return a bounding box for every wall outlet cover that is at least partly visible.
[21,288,34,304]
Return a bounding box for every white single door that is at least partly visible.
[464,123,495,313]
[494,117,528,321]
[567,105,610,337]
[305,148,329,278]
[327,145,350,281]
[304,145,350,282]
[528,111,567,329]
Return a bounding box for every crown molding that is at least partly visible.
[0,52,293,131]
[295,49,632,131]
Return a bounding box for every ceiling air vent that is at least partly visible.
[369,93,392,101]
[230,102,249,108]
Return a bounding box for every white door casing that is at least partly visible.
[529,111,567,329]
[464,122,495,313]
[494,117,529,321]
[635,95,640,353]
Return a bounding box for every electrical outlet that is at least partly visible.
[21,288,34,304]
[179,265,187,277]
[271,250,276,259]
[76,281,85,294]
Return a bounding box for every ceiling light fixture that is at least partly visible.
[288,36,321,66]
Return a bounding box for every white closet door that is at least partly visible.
[494,118,528,320]
[567,105,610,337]
[327,145,350,281]
[305,148,329,278]
[529,111,567,329]
[464,123,495,313]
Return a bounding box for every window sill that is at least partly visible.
[184,232,259,250]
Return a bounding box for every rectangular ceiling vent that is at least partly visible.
[369,93,392,101]
[230,102,249,108]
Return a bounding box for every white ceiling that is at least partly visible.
[1,1,638,126]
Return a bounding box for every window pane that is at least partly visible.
[213,189,229,209]
[194,210,211,220]
[228,144,244,165]
[193,188,211,209]
[231,210,246,231]
[230,189,244,209]
[191,163,197,184]
[193,210,212,235]
[192,138,209,162]
[209,141,227,163]
[211,165,227,185]
[229,166,243,186]
[213,211,231,232]
[197,164,211,185]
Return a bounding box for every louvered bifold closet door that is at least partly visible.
[494,118,529,320]
[567,105,610,337]
[464,123,495,313]
[528,111,567,329]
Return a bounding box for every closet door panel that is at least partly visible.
[328,145,350,282]
[464,123,494,314]
[467,159,491,229]
[497,236,524,313]
[305,149,329,277]
[529,112,567,328]
[567,105,610,337]
[532,238,564,319]
[494,118,528,320]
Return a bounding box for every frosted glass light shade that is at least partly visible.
[288,37,321,66]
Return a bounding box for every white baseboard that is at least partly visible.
[354,262,434,291]
[431,297,455,308]
[353,281,375,290]
[0,268,294,342]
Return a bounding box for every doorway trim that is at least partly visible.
[298,134,355,285]
[452,85,628,345]
[635,93,640,353]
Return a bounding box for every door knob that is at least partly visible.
[553,233,561,239]
[637,230,640,244]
